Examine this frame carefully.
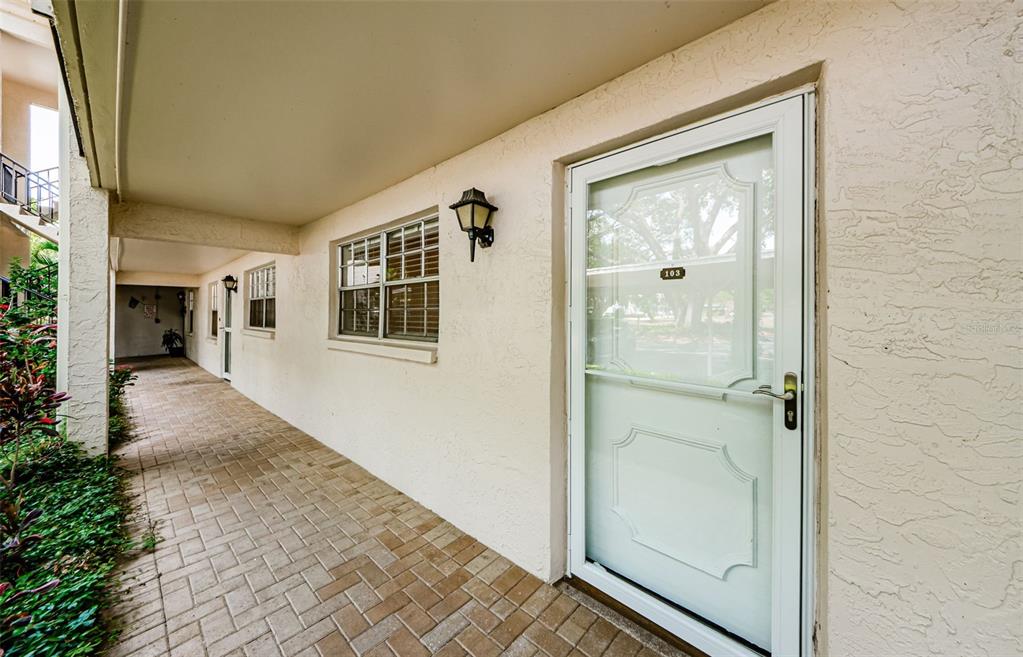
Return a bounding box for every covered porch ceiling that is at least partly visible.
[53,0,769,226]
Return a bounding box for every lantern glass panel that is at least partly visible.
[455,204,474,231]
[473,203,492,229]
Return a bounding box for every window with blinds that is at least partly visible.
[338,215,439,342]
[247,264,276,330]
[209,281,219,337]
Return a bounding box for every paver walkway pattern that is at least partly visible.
[110,358,683,657]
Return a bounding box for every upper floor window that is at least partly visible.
[247,263,276,330]
[337,215,439,342]
[208,281,219,337]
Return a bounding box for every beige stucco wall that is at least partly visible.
[1,77,57,165]
[0,217,30,276]
[0,76,56,274]
[183,2,1020,655]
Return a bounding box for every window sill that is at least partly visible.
[243,328,276,340]
[325,337,437,364]
[205,336,218,344]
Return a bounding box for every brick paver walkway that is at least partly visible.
[109,358,685,657]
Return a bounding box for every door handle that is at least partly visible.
[753,372,799,430]
[752,386,794,401]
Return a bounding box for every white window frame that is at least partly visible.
[245,263,277,331]
[208,281,219,338]
[334,214,440,344]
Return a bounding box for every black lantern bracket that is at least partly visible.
[474,225,495,248]
[222,275,238,292]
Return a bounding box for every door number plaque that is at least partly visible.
[659,266,686,281]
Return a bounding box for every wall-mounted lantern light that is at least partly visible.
[222,275,238,292]
[449,187,497,262]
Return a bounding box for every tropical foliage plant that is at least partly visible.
[0,252,134,656]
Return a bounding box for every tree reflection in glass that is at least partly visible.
[585,134,775,388]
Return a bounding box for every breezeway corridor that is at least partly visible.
[108,358,685,657]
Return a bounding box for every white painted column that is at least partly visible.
[56,86,110,456]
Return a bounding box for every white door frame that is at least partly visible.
[220,284,233,381]
[565,90,817,657]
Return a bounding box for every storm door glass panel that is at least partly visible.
[586,134,775,389]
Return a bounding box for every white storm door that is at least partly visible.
[569,95,807,656]
[221,287,233,381]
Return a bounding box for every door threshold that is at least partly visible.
[560,576,711,657]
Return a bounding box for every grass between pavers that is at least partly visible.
[0,435,133,657]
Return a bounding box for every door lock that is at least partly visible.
[753,372,799,430]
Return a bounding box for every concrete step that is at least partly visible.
[0,202,58,243]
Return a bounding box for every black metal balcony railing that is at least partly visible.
[1,260,57,317]
[0,152,59,225]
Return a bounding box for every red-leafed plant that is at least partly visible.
[0,305,63,644]
[0,579,59,655]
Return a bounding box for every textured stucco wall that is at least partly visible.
[56,87,109,456]
[184,2,1020,655]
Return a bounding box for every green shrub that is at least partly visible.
[1,252,135,656]
[108,367,137,449]
[0,436,131,656]
[1,258,57,388]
